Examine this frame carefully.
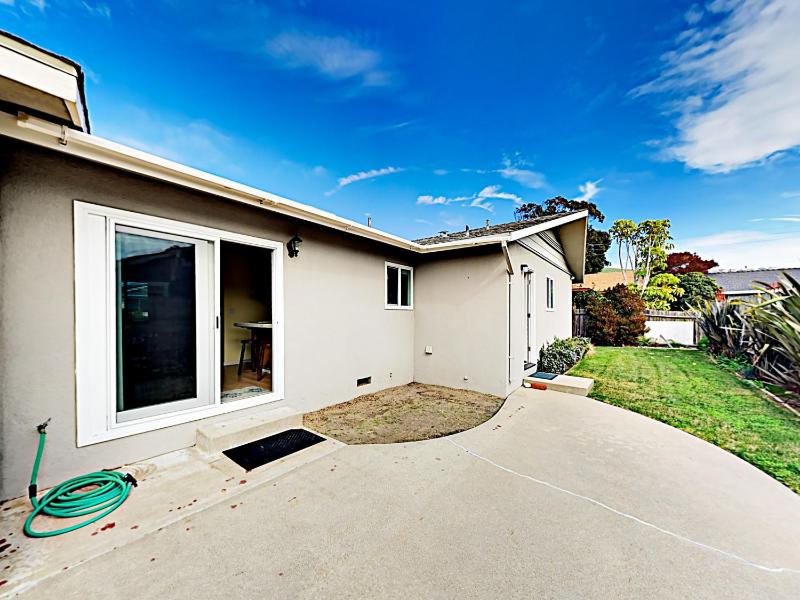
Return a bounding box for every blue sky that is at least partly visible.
[3,0,800,268]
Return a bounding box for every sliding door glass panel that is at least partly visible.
[115,226,212,422]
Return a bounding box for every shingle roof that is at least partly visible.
[414,212,577,246]
[709,268,800,292]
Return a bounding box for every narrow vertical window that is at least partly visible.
[546,276,555,310]
[385,262,413,309]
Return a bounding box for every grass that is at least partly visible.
[303,383,503,444]
[570,347,800,494]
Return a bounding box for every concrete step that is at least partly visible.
[196,405,302,453]
[524,373,594,396]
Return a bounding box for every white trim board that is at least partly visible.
[74,201,285,446]
[4,112,587,257]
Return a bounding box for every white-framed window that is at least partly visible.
[546,276,555,311]
[74,201,284,446]
[385,262,413,309]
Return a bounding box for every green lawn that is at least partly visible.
[570,347,800,494]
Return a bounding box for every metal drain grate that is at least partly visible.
[223,429,325,471]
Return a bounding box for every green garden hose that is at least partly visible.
[24,419,137,538]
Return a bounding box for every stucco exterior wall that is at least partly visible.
[506,236,573,396]
[0,139,415,499]
[413,248,508,398]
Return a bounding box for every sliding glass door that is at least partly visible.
[75,202,285,445]
[114,225,213,423]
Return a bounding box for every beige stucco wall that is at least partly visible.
[0,138,582,499]
[0,139,415,499]
[413,248,508,398]
[506,236,573,396]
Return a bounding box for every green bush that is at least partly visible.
[674,272,719,310]
[747,273,800,392]
[573,289,601,309]
[538,337,591,374]
[586,284,647,346]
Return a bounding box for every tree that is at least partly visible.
[641,273,684,310]
[673,272,719,310]
[609,219,636,285]
[666,252,718,275]
[515,196,605,222]
[586,227,611,274]
[515,195,610,274]
[609,219,674,290]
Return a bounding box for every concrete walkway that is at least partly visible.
[14,389,800,599]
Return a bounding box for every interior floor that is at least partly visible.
[221,363,271,401]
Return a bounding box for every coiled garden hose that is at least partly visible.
[24,419,137,538]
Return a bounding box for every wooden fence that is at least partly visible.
[572,308,700,345]
[572,308,587,337]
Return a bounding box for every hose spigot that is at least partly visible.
[36,418,51,434]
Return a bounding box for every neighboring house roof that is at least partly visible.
[572,270,634,291]
[414,213,575,245]
[709,268,800,294]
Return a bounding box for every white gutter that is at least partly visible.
[2,112,587,257]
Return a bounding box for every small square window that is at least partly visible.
[386,262,413,309]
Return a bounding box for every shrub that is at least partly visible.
[538,337,591,374]
[587,284,647,346]
[697,299,749,357]
[747,273,800,392]
[573,289,601,309]
[674,272,719,310]
[641,273,684,310]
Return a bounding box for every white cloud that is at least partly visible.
[433,169,449,176]
[781,190,800,198]
[0,0,16,6]
[469,198,494,212]
[266,31,393,89]
[28,0,44,9]
[100,107,240,175]
[416,194,470,206]
[417,184,521,213]
[311,165,327,176]
[461,156,547,189]
[634,0,800,173]
[477,184,522,204]
[326,166,404,195]
[678,228,800,268]
[684,3,704,24]
[751,215,800,222]
[497,156,547,189]
[575,179,602,202]
[81,1,110,19]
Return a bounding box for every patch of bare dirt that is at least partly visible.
[303,383,504,444]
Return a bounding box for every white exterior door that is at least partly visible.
[524,269,535,366]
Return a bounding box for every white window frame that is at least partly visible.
[384,261,414,310]
[74,201,285,446]
[546,276,555,311]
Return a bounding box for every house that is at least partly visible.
[0,32,587,499]
[709,268,800,303]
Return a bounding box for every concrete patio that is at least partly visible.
[6,388,800,599]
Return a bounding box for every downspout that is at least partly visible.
[502,241,514,385]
